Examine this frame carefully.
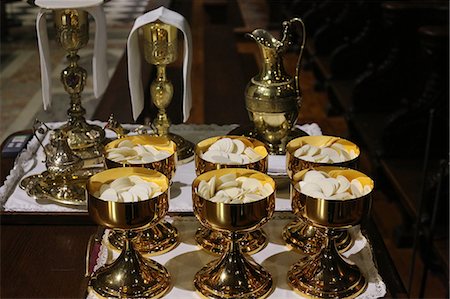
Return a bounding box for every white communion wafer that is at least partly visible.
[298,170,372,200]
[106,140,172,164]
[197,174,273,204]
[201,138,263,165]
[97,175,162,202]
[293,141,357,163]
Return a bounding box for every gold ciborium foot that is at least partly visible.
[194,233,273,299]
[195,227,267,255]
[89,232,171,298]
[287,229,367,298]
[168,132,194,163]
[109,220,179,255]
[59,120,104,160]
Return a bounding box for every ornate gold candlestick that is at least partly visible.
[53,9,105,159]
[287,166,373,298]
[192,169,275,299]
[87,168,171,298]
[142,22,194,162]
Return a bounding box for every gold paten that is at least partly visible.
[103,135,179,255]
[141,22,194,163]
[192,168,275,299]
[244,18,306,154]
[53,9,105,159]
[283,136,360,255]
[194,137,269,254]
[287,166,373,298]
[87,168,171,298]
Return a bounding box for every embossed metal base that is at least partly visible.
[19,167,103,206]
[108,221,179,255]
[228,124,307,155]
[89,239,171,299]
[194,239,273,299]
[287,233,367,299]
[283,218,354,254]
[195,227,267,255]
[168,132,194,164]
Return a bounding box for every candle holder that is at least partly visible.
[141,22,194,163]
[192,169,275,299]
[87,168,171,298]
[53,9,105,159]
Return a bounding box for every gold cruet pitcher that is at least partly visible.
[245,18,306,154]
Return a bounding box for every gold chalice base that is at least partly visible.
[194,253,273,299]
[195,227,267,255]
[283,218,354,254]
[108,221,179,256]
[168,132,195,164]
[59,121,105,160]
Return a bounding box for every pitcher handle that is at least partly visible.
[284,18,306,94]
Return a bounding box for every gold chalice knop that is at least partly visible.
[141,22,194,162]
[287,166,373,298]
[192,169,275,299]
[53,9,105,159]
[87,168,171,298]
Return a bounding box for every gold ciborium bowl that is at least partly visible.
[283,135,360,254]
[194,136,269,254]
[87,167,171,298]
[104,135,178,255]
[287,166,373,299]
[192,168,275,299]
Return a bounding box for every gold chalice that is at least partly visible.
[287,166,373,298]
[87,167,171,298]
[194,136,269,254]
[283,136,360,254]
[53,9,105,159]
[192,168,275,299]
[103,135,178,255]
[141,21,194,163]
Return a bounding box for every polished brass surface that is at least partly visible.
[141,22,194,162]
[108,220,179,255]
[192,168,275,299]
[245,18,306,154]
[287,166,373,298]
[194,139,269,254]
[195,226,267,255]
[87,167,171,298]
[283,136,360,254]
[194,135,269,176]
[104,135,177,182]
[53,9,105,158]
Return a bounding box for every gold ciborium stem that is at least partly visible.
[151,65,172,137]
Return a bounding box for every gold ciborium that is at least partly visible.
[283,136,360,254]
[87,167,171,298]
[244,18,306,154]
[287,166,373,298]
[53,9,105,159]
[192,168,275,299]
[103,135,179,255]
[194,136,269,254]
[141,22,194,162]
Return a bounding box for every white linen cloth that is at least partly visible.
[86,216,386,299]
[127,6,192,122]
[36,0,109,109]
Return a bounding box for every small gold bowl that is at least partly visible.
[104,135,177,182]
[286,135,360,180]
[192,168,275,299]
[194,135,268,176]
[87,167,171,299]
[194,136,269,254]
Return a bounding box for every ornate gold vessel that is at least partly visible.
[141,22,194,163]
[192,168,275,299]
[245,18,306,154]
[194,136,270,254]
[53,9,105,159]
[283,136,360,254]
[287,166,373,298]
[87,168,171,298]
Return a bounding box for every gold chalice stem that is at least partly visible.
[151,65,172,137]
[287,228,367,298]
